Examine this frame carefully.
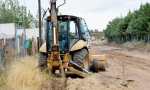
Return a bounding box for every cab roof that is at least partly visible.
[47,15,82,21]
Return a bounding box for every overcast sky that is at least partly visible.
[19,0,150,31]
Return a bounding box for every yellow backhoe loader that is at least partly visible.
[38,0,107,78]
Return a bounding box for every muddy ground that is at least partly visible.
[1,44,150,90]
[65,45,150,90]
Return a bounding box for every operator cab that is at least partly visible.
[42,15,90,54]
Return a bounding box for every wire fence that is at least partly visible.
[0,38,15,71]
[0,48,5,71]
[0,34,38,71]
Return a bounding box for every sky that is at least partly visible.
[19,0,150,31]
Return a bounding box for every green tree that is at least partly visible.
[104,3,150,43]
[127,17,149,33]
[0,0,34,28]
[104,18,122,37]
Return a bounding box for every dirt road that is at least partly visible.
[2,45,150,90]
[66,45,150,90]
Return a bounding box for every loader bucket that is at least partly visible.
[90,54,107,72]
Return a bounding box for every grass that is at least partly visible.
[0,73,7,90]
[0,56,49,90]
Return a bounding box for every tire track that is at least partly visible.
[107,51,150,71]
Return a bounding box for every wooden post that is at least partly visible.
[38,0,42,48]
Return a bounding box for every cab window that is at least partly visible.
[69,21,79,39]
[80,19,91,40]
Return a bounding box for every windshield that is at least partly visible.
[59,21,79,39]
[46,20,79,52]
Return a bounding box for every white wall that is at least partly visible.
[0,23,39,39]
[0,23,15,39]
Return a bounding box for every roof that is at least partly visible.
[58,15,81,18]
[47,15,82,21]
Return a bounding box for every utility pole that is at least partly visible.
[38,0,42,48]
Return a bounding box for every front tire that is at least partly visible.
[72,48,89,69]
